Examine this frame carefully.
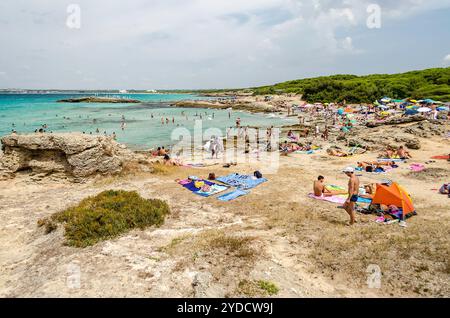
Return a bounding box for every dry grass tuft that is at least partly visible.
[150,163,179,176]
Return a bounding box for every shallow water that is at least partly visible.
[0,93,295,149]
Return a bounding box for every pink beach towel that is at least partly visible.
[410,163,425,172]
[308,193,346,204]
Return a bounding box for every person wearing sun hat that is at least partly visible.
[342,166,360,225]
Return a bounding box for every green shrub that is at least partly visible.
[251,67,450,103]
[237,280,280,296]
[257,280,279,296]
[42,190,170,247]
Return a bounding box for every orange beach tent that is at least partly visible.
[371,183,415,218]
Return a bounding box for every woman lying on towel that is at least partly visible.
[163,154,183,166]
[359,183,376,199]
[280,141,301,154]
[287,130,299,141]
[327,148,349,157]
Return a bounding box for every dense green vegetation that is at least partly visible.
[251,68,450,103]
[38,190,170,247]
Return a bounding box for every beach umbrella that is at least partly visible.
[381,97,391,103]
[405,109,419,115]
[437,106,449,111]
[410,99,418,103]
[417,107,432,113]
[378,105,389,110]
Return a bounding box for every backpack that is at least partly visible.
[254,171,263,179]
[208,173,216,180]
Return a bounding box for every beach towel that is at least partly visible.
[216,173,268,190]
[178,179,229,197]
[308,192,372,204]
[294,150,315,155]
[431,155,450,160]
[217,189,249,202]
[308,193,346,204]
[377,158,406,163]
[357,197,373,204]
[410,163,425,172]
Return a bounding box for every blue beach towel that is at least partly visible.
[357,197,372,204]
[217,189,249,202]
[216,173,268,190]
[181,180,229,197]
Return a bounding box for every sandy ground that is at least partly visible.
[0,129,448,297]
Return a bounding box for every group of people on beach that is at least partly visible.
[313,168,362,226]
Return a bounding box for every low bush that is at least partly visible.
[39,190,170,247]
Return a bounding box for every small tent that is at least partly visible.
[371,183,416,219]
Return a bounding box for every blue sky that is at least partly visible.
[0,0,449,89]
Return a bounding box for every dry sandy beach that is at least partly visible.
[0,98,448,298]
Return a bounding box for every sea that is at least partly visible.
[0,93,295,149]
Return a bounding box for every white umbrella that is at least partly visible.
[417,107,432,113]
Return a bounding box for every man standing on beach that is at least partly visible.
[343,167,359,225]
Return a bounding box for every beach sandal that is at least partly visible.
[399,221,408,228]
[375,216,385,223]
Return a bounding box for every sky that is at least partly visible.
[0,0,450,90]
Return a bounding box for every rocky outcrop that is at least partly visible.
[0,133,140,181]
[57,97,141,103]
[366,115,426,128]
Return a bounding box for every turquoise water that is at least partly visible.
[0,93,295,149]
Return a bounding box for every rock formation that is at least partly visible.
[0,133,142,181]
[365,115,426,128]
[57,97,141,103]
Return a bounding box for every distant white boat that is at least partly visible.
[119,89,128,94]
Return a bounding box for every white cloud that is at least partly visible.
[444,54,450,65]
[341,37,354,51]
[0,0,449,89]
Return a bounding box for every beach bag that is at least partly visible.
[254,171,263,179]
[439,184,449,194]
[194,181,205,189]
[366,166,373,173]
[208,173,216,180]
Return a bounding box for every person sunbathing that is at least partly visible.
[314,176,333,197]
[163,154,183,166]
[313,176,347,197]
[327,148,348,157]
[379,147,395,158]
[287,130,299,141]
[359,184,376,199]
[397,146,412,159]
